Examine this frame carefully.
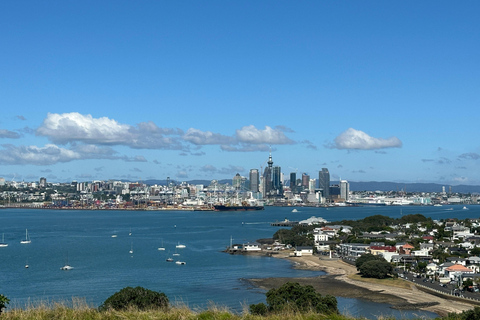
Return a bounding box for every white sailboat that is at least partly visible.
[25,258,29,269]
[61,253,73,270]
[129,242,134,254]
[20,229,31,244]
[0,233,8,247]
[157,239,165,251]
[176,242,186,249]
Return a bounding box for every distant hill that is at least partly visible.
[142,179,480,193]
[343,181,480,194]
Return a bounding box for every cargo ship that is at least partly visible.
[213,204,264,211]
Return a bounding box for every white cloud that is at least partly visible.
[183,128,234,145]
[331,128,402,150]
[0,144,123,165]
[36,113,185,150]
[236,125,294,145]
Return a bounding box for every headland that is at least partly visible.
[248,252,475,317]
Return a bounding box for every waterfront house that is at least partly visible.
[445,264,474,279]
[243,242,262,251]
[294,246,313,256]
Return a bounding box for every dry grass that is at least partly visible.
[1,300,350,320]
[347,274,414,290]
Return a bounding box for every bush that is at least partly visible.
[249,302,268,315]
[0,294,9,315]
[250,282,338,315]
[358,259,393,279]
[99,286,169,311]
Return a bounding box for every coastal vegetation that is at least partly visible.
[99,286,169,311]
[355,253,394,279]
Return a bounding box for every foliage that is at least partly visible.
[99,286,169,311]
[273,225,315,247]
[249,302,268,315]
[354,253,383,271]
[446,306,480,320]
[0,294,10,315]
[254,282,338,314]
[398,214,430,224]
[462,278,473,288]
[358,260,393,279]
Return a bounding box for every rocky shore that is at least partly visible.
[248,253,475,317]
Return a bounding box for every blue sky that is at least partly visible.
[1,1,479,185]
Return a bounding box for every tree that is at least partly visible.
[0,294,10,315]
[250,282,338,314]
[358,260,393,279]
[99,286,169,311]
[355,253,383,271]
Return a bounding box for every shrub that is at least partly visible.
[249,302,268,315]
[0,294,9,315]
[99,286,169,311]
[250,282,338,315]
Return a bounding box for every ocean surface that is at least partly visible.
[1,204,478,318]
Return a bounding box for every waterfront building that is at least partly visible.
[249,169,259,193]
[318,168,330,201]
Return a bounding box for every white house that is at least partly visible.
[243,242,262,251]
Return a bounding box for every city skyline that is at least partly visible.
[1,2,479,185]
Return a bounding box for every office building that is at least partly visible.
[249,169,259,193]
[318,168,330,201]
[340,180,349,201]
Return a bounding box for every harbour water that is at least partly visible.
[0,205,477,318]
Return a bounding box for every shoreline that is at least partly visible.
[248,253,475,317]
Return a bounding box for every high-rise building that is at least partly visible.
[232,173,242,190]
[272,166,283,195]
[290,172,296,193]
[249,169,259,193]
[340,180,349,201]
[39,177,47,188]
[318,168,330,201]
[301,173,310,189]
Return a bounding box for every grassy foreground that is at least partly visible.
[0,297,358,320]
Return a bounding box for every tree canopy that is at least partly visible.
[250,282,338,315]
[99,286,169,311]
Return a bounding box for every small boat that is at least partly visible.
[111,234,117,238]
[173,253,180,256]
[463,206,469,210]
[61,265,74,270]
[176,243,186,249]
[129,243,133,254]
[0,233,8,247]
[61,254,73,270]
[25,258,29,269]
[175,261,186,265]
[129,228,132,236]
[20,229,31,244]
[292,209,298,212]
[166,257,174,262]
[158,239,165,251]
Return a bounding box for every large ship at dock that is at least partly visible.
[213,204,264,211]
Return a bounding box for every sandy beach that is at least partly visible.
[248,253,476,317]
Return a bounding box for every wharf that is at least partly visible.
[271,219,299,227]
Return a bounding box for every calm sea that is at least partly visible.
[1,205,477,318]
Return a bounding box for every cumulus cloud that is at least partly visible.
[218,165,245,175]
[330,128,402,150]
[0,129,21,139]
[36,113,185,150]
[36,113,296,153]
[124,155,148,162]
[200,165,217,172]
[236,125,294,145]
[0,144,123,165]
[183,128,234,145]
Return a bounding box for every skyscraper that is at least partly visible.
[301,173,310,189]
[340,180,349,201]
[249,169,259,193]
[272,166,283,195]
[318,168,330,201]
[290,172,296,193]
